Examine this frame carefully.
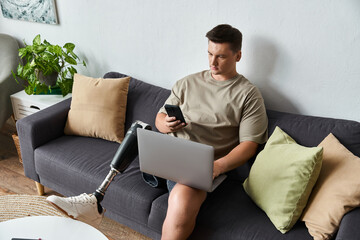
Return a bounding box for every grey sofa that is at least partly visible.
[0,33,23,128]
[17,72,360,240]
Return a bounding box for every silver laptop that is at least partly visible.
[137,128,227,192]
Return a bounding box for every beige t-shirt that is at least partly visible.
[159,70,268,159]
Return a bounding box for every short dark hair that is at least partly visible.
[206,24,243,52]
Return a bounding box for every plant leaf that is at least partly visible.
[44,40,51,46]
[30,59,36,67]
[23,65,34,78]
[61,77,73,96]
[46,45,54,53]
[25,85,34,95]
[33,34,41,46]
[16,64,24,76]
[54,45,62,56]
[63,43,75,52]
[69,51,79,59]
[34,83,49,95]
[18,48,27,58]
[11,70,19,84]
[68,66,77,75]
[34,45,46,53]
[42,52,54,61]
[65,56,77,65]
[53,64,62,73]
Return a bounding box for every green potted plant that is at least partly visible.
[12,34,86,96]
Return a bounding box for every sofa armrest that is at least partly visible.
[335,207,360,240]
[16,98,71,182]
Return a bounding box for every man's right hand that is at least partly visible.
[155,113,187,133]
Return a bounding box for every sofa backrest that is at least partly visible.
[103,72,170,132]
[104,72,360,181]
[267,110,360,157]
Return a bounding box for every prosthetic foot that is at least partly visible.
[47,120,151,225]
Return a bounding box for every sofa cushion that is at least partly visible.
[301,133,360,240]
[64,73,130,143]
[243,127,323,233]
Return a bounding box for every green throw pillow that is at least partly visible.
[243,126,323,233]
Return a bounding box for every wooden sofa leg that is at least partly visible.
[35,182,45,196]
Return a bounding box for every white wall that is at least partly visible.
[1,0,359,122]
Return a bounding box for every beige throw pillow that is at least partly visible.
[64,73,130,143]
[301,133,360,240]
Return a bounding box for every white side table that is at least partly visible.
[10,90,71,120]
[0,216,108,240]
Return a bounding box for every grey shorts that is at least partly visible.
[166,179,177,192]
[142,172,176,192]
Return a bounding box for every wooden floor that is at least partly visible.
[0,118,149,240]
[0,119,60,196]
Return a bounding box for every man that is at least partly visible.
[155,24,268,239]
[47,24,268,239]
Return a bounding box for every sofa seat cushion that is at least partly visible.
[101,156,167,225]
[34,135,167,225]
[147,179,312,239]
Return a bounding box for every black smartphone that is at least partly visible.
[164,104,186,124]
[12,238,40,240]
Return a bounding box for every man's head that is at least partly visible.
[206,24,242,80]
[206,24,243,53]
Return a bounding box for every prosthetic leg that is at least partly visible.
[46,120,152,224]
[93,120,151,209]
